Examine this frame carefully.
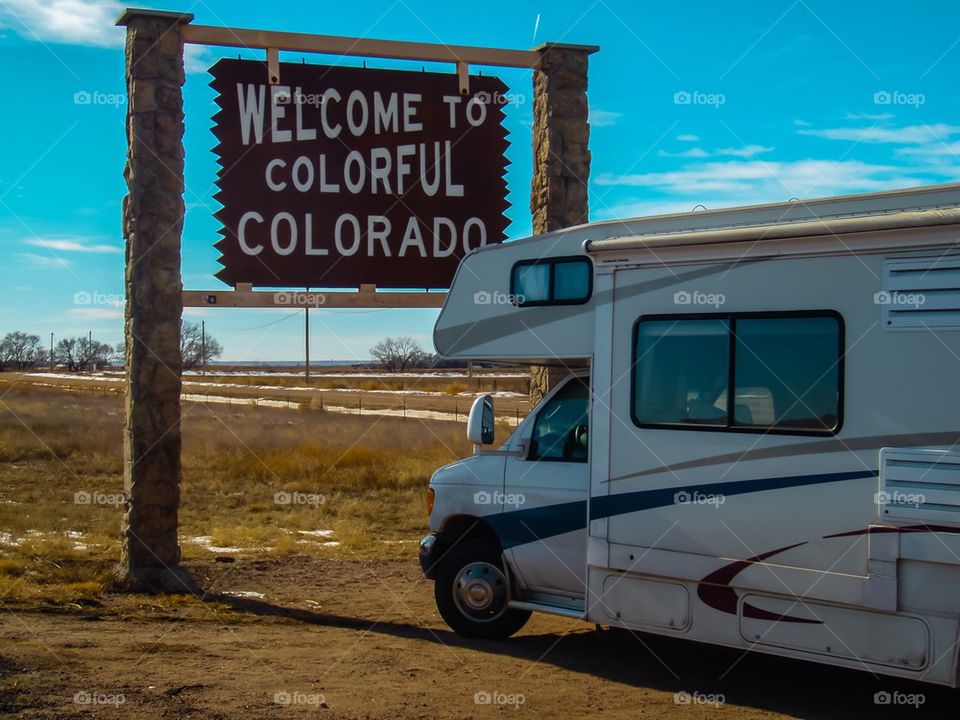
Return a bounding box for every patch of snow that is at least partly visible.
[296,529,335,538]
[222,590,266,599]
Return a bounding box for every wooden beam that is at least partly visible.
[181,23,541,69]
[183,287,447,308]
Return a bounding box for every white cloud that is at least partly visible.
[595,159,933,201]
[596,158,960,220]
[24,237,121,253]
[589,109,621,127]
[714,145,774,159]
[16,252,72,269]
[184,44,213,75]
[798,123,960,145]
[897,141,960,158]
[0,0,124,47]
[658,147,711,159]
[658,145,773,160]
[0,0,207,74]
[68,308,122,320]
[844,111,895,122]
[793,119,812,127]
[676,134,699,142]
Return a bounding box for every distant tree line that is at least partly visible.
[0,331,114,372]
[368,335,476,372]
[0,322,222,372]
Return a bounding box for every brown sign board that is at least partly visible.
[210,59,511,289]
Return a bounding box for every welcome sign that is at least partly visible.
[210,59,511,288]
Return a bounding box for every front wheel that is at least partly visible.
[434,539,531,639]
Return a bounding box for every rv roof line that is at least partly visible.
[587,206,960,254]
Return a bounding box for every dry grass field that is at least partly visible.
[0,376,953,719]
[0,377,473,606]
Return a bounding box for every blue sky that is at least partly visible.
[1,0,959,361]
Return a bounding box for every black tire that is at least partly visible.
[434,538,531,639]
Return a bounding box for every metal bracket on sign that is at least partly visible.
[267,48,280,84]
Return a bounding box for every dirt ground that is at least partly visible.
[0,556,951,719]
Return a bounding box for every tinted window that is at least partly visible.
[633,314,842,434]
[553,260,591,301]
[511,257,591,306]
[530,377,589,461]
[513,263,550,304]
[734,317,840,431]
[634,319,730,426]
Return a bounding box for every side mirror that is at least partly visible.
[467,394,495,448]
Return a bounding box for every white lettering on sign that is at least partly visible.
[225,74,506,275]
[237,83,265,145]
[270,86,292,143]
[238,211,264,255]
[237,212,490,259]
[374,93,398,134]
[320,88,341,138]
[402,92,422,131]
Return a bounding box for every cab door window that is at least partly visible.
[528,377,589,462]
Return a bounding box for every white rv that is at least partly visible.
[419,182,960,686]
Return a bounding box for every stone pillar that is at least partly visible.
[116,9,194,592]
[529,43,598,405]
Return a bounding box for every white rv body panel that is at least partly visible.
[425,182,960,686]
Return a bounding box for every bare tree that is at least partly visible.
[370,335,426,372]
[55,338,81,371]
[55,336,113,371]
[181,321,222,370]
[0,332,44,371]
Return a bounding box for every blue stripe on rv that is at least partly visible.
[486,469,877,550]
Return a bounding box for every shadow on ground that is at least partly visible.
[214,591,952,719]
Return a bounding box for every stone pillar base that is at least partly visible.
[114,565,201,595]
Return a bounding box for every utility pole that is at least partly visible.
[49,333,54,370]
[201,320,206,376]
[304,286,311,385]
[88,330,93,372]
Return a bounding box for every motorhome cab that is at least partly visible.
[419,182,960,686]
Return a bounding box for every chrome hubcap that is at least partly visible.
[452,561,508,622]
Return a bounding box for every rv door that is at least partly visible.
[502,374,589,599]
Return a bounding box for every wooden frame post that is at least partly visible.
[117,8,195,592]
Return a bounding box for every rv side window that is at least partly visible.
[511,257,592,306]
[632,313,842,435]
